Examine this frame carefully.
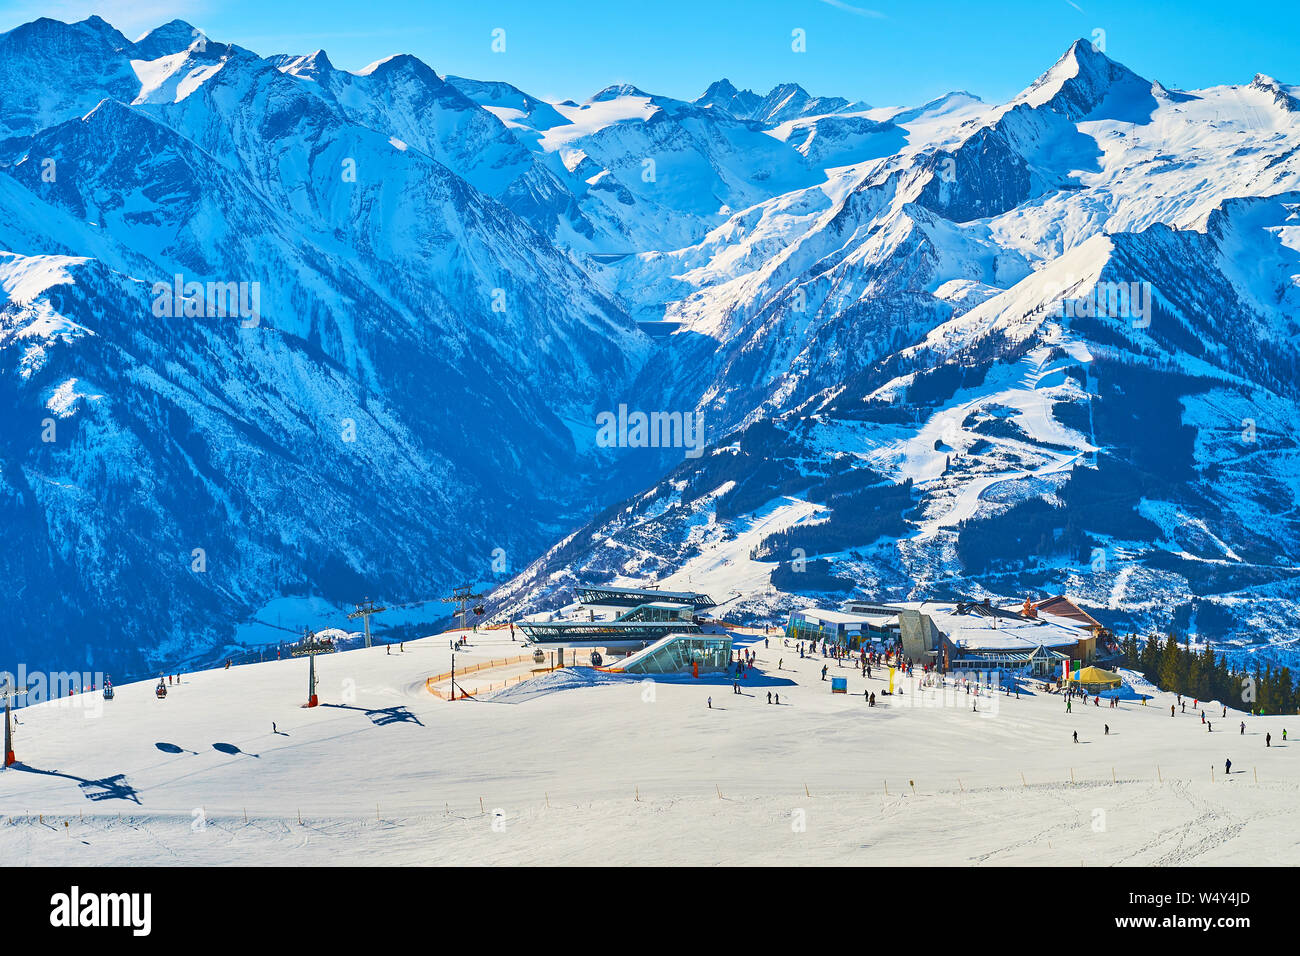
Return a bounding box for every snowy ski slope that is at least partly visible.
[3,628,1298,865]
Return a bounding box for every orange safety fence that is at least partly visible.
[424,654,551,699]
[427,671,543,699]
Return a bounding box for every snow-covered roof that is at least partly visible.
[925,606,1087,651]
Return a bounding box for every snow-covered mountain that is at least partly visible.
[0,16,649,675]
[2,21,1297,673]
[485,41,1300,663]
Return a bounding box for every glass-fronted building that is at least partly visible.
[611,633,733,675]
[786,608,898,649]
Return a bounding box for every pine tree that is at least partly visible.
[1158,634,1183,692]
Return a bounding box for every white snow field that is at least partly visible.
[3,629,1298,866]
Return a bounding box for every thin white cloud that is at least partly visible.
[817,0,887,19]
[1066,0,1086,12]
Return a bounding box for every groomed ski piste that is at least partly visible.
[3,627,1299,866]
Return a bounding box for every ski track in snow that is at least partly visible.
[3,631,1299,865]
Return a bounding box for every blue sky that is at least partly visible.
[5,0,1298,106]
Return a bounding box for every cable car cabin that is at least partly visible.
[155,682,167,699]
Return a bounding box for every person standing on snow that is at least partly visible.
[821,664,828,682]
[1267,733,1272,748]
[1241,721,1246,735]
[1225,757,1232,775]
[1073,731,1078,743]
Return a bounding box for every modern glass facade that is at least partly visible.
[616,634,733,674]
[786,611,894,650]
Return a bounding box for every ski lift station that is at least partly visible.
[788,595,1106,678]
[602,632,733,675]
[516,584,728,674]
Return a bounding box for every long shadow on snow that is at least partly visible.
[212,742,259,758]
[9,763,141,803]
[320,702,425,727]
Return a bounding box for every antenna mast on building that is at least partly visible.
[348,598,387,648]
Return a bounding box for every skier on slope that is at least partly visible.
[1073,731,1078,743]
[1225,757,1232,775]
[1267,733,1272,748]
[1241,721,1246,735]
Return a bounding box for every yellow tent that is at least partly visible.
[1069,666,1122,690]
